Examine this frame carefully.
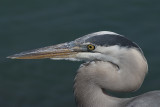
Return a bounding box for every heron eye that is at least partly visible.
[87,44,95,51]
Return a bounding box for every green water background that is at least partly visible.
[0,0,160,107]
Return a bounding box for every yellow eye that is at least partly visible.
[87,44,95,51]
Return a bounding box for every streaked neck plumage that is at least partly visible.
[74,46,148,107]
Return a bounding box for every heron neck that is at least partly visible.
[74,66,128,107]
[73,48,147,107]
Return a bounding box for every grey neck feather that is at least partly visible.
[74,47,148,107]
[74,62,128,107]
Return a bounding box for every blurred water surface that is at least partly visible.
[0,0,160,107]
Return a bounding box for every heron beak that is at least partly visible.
[7,42,83,59]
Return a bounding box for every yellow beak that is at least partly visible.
[7,42,81,59]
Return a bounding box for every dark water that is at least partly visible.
[0,0,160,107]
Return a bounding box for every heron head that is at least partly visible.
[7,31,143,63]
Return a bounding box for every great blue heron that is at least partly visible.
[8,31,160,107]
